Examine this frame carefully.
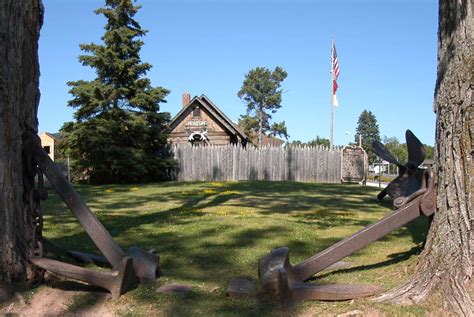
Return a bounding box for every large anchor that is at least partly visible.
[256,130,435,303]
[25,132,160,298]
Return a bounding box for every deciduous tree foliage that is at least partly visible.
[377,1,474,315]
[61,0,172,184]
[237,66,288,147]
[383,136,434,159]
[354,110,381,163]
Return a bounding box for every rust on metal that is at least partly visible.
[32,141,126,265]
[294,171,433,281]
[225,278,257,298]
[26,131,161,297]
[66,250,110,266]
[30,256,135,298]
[372,130,426,200]
[255,130,436,303]
[156,283,192,296]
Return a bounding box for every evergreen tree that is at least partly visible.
[269,121,289,140]
[307,136,330,148]
[354,110,380,163]
[237,66,288,147]
[61,0,172,184]
[290,136,330,148]
[238,114,261,137]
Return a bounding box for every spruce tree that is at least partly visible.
[354,110,381,164]
[61,0,172,184]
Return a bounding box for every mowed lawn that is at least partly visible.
[41,181,432,316]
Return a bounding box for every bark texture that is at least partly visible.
[0,0,43,300]
[377,1,474,315]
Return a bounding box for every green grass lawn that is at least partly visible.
[41,181,432,316]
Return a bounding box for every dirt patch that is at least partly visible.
[71,294,116,317]
[0,275,118,317]
[1,287,74,316]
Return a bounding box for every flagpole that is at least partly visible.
[330,94,334,149]
[330,36,334,149]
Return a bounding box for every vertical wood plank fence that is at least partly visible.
[171,144,342,183]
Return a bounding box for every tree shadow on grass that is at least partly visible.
[384,216,431,245]
[42,223,305,315]
[39,180,429,315]
[42,203,298,281]
[42,180,429,269]
[44,180,383,211]
[312,244,424,281]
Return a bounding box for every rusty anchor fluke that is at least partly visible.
[372,130,426,201]
[25,132,160,298]
[255,130,436,304]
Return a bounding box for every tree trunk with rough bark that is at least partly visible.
[377,1,474,315]
[0,0,43,301]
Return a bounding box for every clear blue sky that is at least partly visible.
[39,0,438,146]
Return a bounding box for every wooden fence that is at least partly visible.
[171,144,342,183]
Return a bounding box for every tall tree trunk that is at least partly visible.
[258,109,263,148]
[0,0,44,301]
[377,1,474,315]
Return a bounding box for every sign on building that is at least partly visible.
[168,93,248,146]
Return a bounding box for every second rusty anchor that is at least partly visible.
[254,130,435,304]
[26,132,160,297]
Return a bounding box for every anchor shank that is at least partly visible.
[30,257,135,298]
[294,196,423,281]
[32,144,126,266]
[31,257,116,289]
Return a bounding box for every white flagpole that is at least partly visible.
[330,36,334,149]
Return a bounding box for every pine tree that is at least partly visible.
[354,110,381,163]
[290,136,330,148]
[237,66,288,147]
[61,0,172,184]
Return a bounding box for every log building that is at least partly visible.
[169,93,248,146]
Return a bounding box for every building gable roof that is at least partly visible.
[170,95,247,140]
[40,132,61,141]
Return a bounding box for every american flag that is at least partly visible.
[332,39,340,107]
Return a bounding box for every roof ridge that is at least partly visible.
[169,94,247,140]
